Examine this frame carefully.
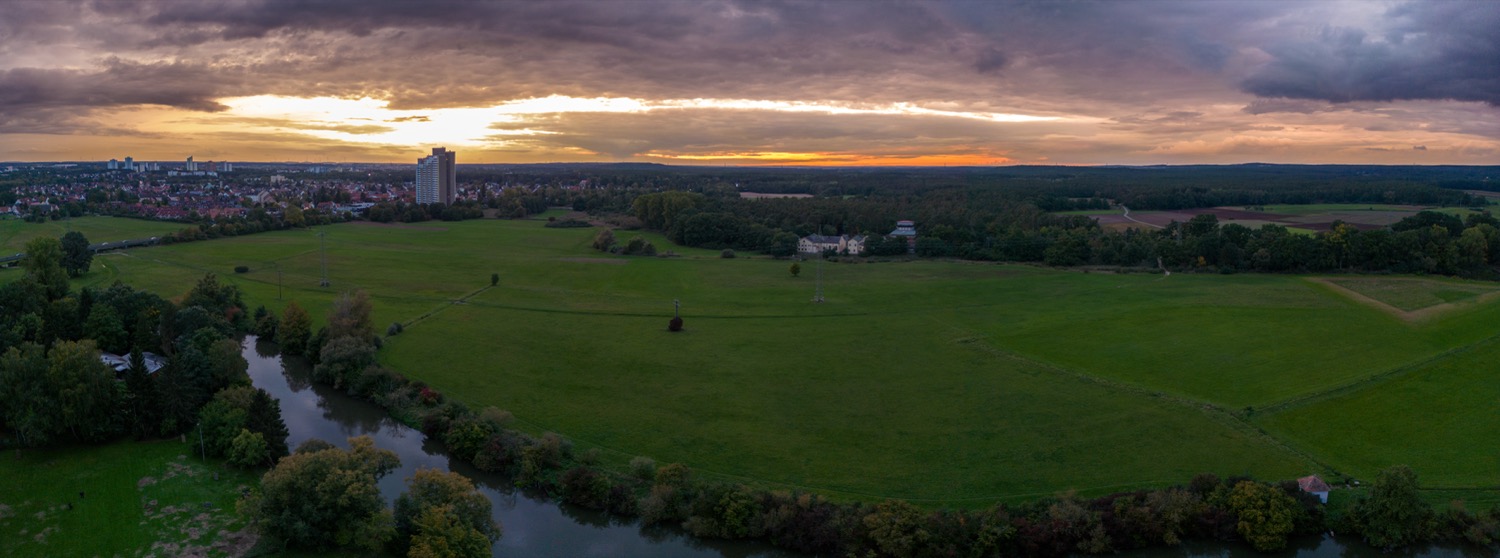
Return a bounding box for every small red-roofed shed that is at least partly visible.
[1298,475,1332,503]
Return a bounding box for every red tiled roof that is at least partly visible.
[1298,475,1332,492]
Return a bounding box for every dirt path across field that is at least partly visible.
[1120,205,1164,229]
[1306,277,1500,323]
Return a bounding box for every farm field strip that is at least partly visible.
[0,216,184,254]
[18,218,1500,502]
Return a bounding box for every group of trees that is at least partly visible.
[0,236,288,456]
[591,228,657,256]
[240,436,499,555]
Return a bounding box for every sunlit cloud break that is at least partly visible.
[216,95,1067,147]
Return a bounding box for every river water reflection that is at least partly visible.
[241,336,1487,558]
[241,336,799,558]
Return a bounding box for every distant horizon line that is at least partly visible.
[4,161,1498,169]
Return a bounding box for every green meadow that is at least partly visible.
[11,216,1500,504]
[0,215,183,253]
[0,439,260,558]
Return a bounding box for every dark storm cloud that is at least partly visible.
[0,58,231,113]
[1242,2,1500,106]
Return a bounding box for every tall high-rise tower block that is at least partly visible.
[416,147,457,205]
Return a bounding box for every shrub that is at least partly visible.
[721,249,735,259]
[386,321,404,336]
[234,265,250,273]
[592,229,616,251]
[790,262,801,277]
[669,316,684,332]
[630,456,657,481]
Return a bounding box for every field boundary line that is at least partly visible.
[929,316,1338,476]
[1256,333,1500,416]
[401,285,494,328]
[1307,276,1500,323]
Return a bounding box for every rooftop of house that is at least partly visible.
[1298,475,1332,493]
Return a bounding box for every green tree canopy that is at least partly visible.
[277,301,311,355]
[1352,465,1434,549]
[242,436,400,551]
[60,231,92,277]
[394,467,500,552]
[22,237,69,301]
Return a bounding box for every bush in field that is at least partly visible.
[789,262,801,277]
[721,249,735,259]
[669,316,683,331]
[592,229,616,252]
[234,265,250,274]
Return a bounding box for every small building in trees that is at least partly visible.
[99,352,168,377]
[889,220,918,254]
[1297,475,1331,503]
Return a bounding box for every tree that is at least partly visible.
[122,347,161,440]
[242,436,399,551]
[395,468,500,550]
[789,262,801,277]
[408,505,493,558]
[228,428,270,468]
[47,339,120,442]
[246,388,291,459]
[183,273,247,328]
[284,204,306,228]
[60,231,93,277]
[83,304,128,354]
[21,237,69,300]
[313,336,376,389]
[327,290,374,342]
[489,273,499,286]
[592,229,616,252]
[1352,465,1434,549]
[0,343,57,446]
[277,301,312,355]
[1226,480,1297,552]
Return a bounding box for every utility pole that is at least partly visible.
[318,231,329,287]
[674,299,680,318]
[816,257,825,303]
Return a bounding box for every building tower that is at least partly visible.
[185,155,196,172]
[415,147,457,205]
[108,159,118,170]
[124,156,134,171]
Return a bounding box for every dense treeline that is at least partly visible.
[0,236,289,464]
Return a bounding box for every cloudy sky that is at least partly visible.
[2,0,1497,165]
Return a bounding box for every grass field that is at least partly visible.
[0,439,260,558]
[0,216,183,254]
[11,217,1500,505]
[1324,277,1500,312]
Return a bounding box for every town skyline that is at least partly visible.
[2,0,1497,166]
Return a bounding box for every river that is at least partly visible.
[241,336,798,558]
[240,336,1487,558]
